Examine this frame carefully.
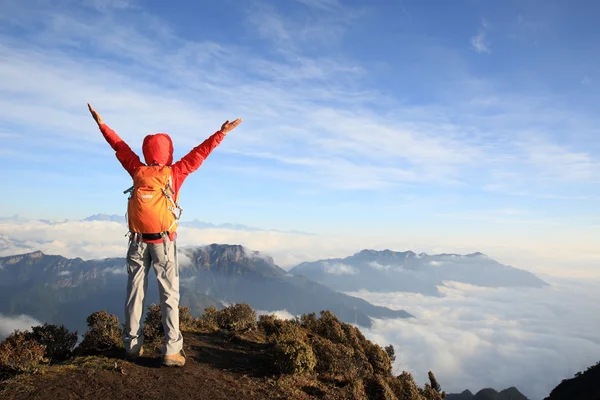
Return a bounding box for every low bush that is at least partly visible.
[144,304,200,342]
[179,306,195,330]
[216,303,256,332]
[26,324,78,361]
[257,313,279,336]
[78,310,123,353]
[197,307,220,332]
[0,330,46,376]
[364,374,397,400]
[143,304,163,343]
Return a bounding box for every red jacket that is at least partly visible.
[99,123,225,243]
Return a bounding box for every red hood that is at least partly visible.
[142,133,173,166]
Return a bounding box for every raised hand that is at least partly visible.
[87,103,104,126]
[220,118,242,134]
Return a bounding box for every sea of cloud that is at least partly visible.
[348,278,600,400]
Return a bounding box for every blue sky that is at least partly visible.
[1,0,600,259]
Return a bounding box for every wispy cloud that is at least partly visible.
[470,30,491,54]
[2,0,598,201]
[323,262,359,275]
[0,2,484,192]
[470,18,491,54]
[296,0,342,12]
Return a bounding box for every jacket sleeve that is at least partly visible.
[99,124,144,177]
[172,131,226,179]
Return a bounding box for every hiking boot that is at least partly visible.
[162,350,186,367]
[125,346,144,360]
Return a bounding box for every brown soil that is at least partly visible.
[0,330,336,400]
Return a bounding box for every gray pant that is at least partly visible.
[123,234,183,356]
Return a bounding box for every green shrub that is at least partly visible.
[345,378,368,400]
[197,307,220,332]
[143,304,163,343]
[78,310,123,353]
[299,312,319,332]
[420,371,445,400]
[260,315,316,375]
[0,330,46,375]
[385,344,396,364]
[305,310,347,345]
[274,338,317,375]
[272,321,316,375]
[259,314,300,338]
[364,375,396,400]
[144,304,200,341]
[299,310,392,379]
[216,303,256,332]
[26,324,77,361]
[258,313,279,336]
[260,308,444,398]
[387,372,424,400]
[364,341,392,375]
[179,306,195,330]
[311,336,361,378]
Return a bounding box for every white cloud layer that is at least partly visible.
[255,309,296,320]
[349,279,600,400]
[0,314,43,340]
[323,262,359,275]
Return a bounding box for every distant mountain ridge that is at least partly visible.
[446,387,528,399]
[289,249,548,296]
[0,246,411,336]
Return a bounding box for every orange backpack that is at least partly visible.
[124,166,183,234]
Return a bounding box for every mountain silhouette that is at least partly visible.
[446,387,528,399]
[290,249,548,295]
[0,246,411,336]
[544,361,600,400]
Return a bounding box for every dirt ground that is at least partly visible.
[0,331,328,400]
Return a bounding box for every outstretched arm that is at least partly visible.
[88,103,144,177]
[172,118,242,178]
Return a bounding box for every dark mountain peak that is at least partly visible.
[198,244,274,265]
[182,244,285,278]
[545,361,600,400]
[446,386,529,400]
[473,388,499,399]
[445,389,475,400]
[498,387,528,399]
[466,252,487,258]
